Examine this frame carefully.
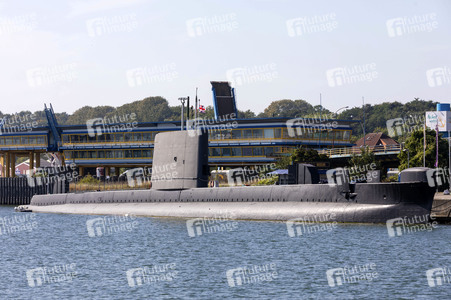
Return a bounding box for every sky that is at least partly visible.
[0,0,450,115]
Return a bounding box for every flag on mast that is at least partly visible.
[423,123,426,167]
[435,124,439,168]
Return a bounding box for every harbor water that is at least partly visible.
[0,206,449,299]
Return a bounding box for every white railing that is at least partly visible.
[319,144,402,157]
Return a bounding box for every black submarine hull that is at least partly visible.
[26,181,435,223]
[21,132,437,223]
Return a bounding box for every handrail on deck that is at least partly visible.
[319,144,402,157]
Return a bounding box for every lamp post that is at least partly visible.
[403,147,410,169]
[334,106,349,118]
[332,106,349,149]
[178,97,188,131]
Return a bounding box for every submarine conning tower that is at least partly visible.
[151,130,209,190]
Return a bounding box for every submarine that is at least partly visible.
[18,130,436,223]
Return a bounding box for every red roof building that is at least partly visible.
[355,132,399,148]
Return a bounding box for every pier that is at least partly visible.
[432,193,451,223]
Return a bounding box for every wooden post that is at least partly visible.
[35,153,40,168]
[10,152,15,177]
[29,151,34,174]
[5,152,10,177]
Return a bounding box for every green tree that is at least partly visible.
[238,109,255,119]
[66,105,116,124]
[348,146,381,178]
[398,129,449,170]
[276,147,328,169]
[113,96,171,122]
[257,99,316,118]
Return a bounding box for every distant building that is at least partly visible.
[355,132,399,148]
[14,159,52,175]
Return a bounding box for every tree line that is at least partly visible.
[0,96,438,142]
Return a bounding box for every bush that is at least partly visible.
[256,176,278,185]
[383,176,398,182]
[79,175,100,184]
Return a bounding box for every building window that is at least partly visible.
[282,128,289,139]
[142,132,152,142]
[106,151,114,159]
[70,135,79,143]
[115,133,124,142]
[264,128,274,139]
[231,148,242,156]
[211,148,221,157]
[151,132,159,141]
[242,147,252,156]
[88,135,97,143]
[264,147,274,156]
[133,133,142,142]
[253,129,263,139]
[343,130,351,141]
[133,150,141,158]
[62,135,70,143]
[125,150,133,158]
[142,149,152,158]
[243,129,253,139]
[253,147,263,156]
[124,132,133,142]
[222,148,231,156]
[231,129,241,139]
[114,150,124,158]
